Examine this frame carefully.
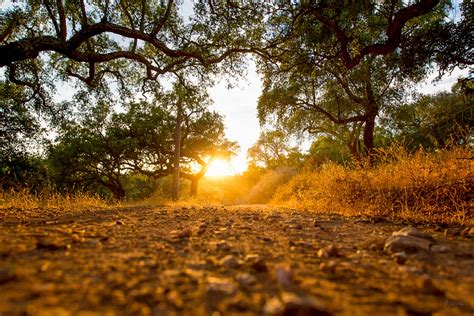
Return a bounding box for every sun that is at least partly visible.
[206,159,234,177]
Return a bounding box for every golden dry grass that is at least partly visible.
[0,189,109,211]
[272,146,473,225]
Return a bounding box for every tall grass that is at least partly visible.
[272,146,473,225]
[0,189,108,212]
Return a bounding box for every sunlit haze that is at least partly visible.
[209,60,262,175]
[205,159,236,177]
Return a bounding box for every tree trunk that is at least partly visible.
[348,139,361,161]
[109,183,125,201]
[190,177,198,197]
[172,100,182,201]
[363,111,377,156]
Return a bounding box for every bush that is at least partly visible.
[272,146,473,225]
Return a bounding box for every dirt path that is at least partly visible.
[0,205,472,315]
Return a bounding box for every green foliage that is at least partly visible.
[306,136,351,168]
[384,89,473,150]
[47,85,236,200]
[247,130,304,169]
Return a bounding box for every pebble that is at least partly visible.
[235,273,256,286]
[398,266,422,274]
[244,254,260,262]
[215,240,230,251]
[391,252,407,264]
[275,263,293,287]
[280,292,333,316]
[36,239,68,251]
[318,244,339,258]
[317,248,329,258]
[263,297,284,315]
[417,275,444,296]
[384,235,431,254]
[206,276,236,295]
[219,255,240,268]
[319,261,336,274]
[430,245,451,253]
[392,227,434,241]
[172,228,192,238]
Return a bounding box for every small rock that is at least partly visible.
[430,245,451,253]
[392,227,434,241]
[325,244,339,256]
[312,220,320,227]
[275,263,293,287]
[263,297,284,315]
[235,273,256,286]
[319,261,336,274]
[215,240,230,251]
[369,243,382,252]
[116,220,124,225]
[398,266,422,274]
[172,228,192,238]
[384,235,431,254]
[317,248,329,258]
[318,244,339,258]
[219,255,240,268]
[280,292,333,316]
[391,252,407,264]
[166,290,183,308]
[206,276,236,296]
[244,254,260,262]
[294,224,303,230]
[197,223,207,235]
[417,275,444,296]
[36,239,67,251]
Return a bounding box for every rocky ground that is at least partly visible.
[0,205,473,316]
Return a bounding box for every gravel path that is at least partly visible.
[0,205,472,315]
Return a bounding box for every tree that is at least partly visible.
[306,136,351,168]
[47,86,235,200]
[258,54,418,160]
[254,0,458,70]
[49,101,131,200]
[1,1,459,93]
[0,80,59,190]
[383,88,473,150]
[0,0,266,100]
[399,1,473,76]
[247,130,303,169]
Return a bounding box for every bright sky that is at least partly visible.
[208,61,262,175]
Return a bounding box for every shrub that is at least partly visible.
[272,146,473,225]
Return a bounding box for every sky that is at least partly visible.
[208,61,262,174]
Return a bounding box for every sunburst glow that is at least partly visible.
[206,159,234,177]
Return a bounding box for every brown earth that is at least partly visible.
[0,205,473,316]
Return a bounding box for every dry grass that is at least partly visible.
[272,146,473,225]
[0,189,109,212]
